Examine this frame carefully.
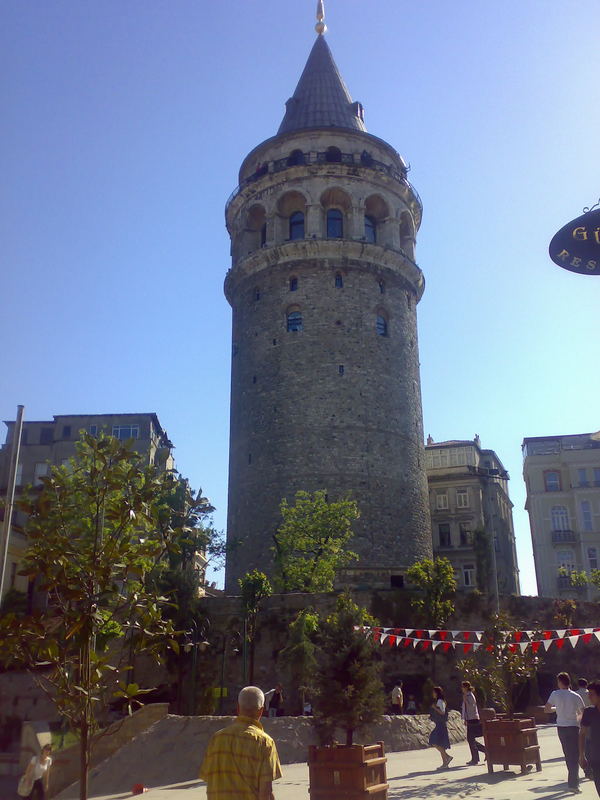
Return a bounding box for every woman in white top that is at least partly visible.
[24,744,52,800]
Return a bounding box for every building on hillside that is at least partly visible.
[223,5,432,591]
[522,431,600,600]
[0,412,208,604]
[425,436,520,596]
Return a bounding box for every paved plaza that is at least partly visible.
[41,724,597,800]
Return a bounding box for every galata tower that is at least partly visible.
[224,2,432,591]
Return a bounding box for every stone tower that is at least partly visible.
[224,5,432,591]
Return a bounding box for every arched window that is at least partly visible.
[287,149,305,166]
[289,211,304,240]
[378,280,385,294]
[551,506,570,532]
[287,310,303,332]
[335,273,343,288]
[376,315,388,336]
[327,209,343,239]
[325,146,342,163]
[365,215,376,243]
[289,276,298,292]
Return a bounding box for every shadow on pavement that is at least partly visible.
[387,780,484,799]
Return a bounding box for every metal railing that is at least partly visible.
[225,150,422,214]
[551,529,577,543]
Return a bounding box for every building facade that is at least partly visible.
[426,436,520,596]
[0,412,177,602]
[224,13,432,590]
[523,431,600,600]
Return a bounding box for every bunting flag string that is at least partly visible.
[355,625,600,654]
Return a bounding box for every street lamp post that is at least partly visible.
[183,619,209,715]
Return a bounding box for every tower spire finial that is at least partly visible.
[315,0,327,35]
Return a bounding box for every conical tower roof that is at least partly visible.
[278,34,367,135]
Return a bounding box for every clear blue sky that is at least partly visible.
[2,1,599,596]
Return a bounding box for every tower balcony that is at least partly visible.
[225,150,422,220]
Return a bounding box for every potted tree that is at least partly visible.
[461,614,542,775]
[307,594,388,800]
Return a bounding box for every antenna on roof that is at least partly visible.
[315,0,327,35]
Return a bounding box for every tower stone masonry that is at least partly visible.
[224,18,432,591]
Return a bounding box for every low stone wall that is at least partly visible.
[55,711,466,798]
[49,703,168,798]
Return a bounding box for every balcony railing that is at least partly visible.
[551,529,577,544]
[557,574,585,591]
[225,150,422,214]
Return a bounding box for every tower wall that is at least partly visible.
[224,129,432,590]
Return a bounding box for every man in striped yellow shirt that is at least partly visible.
[200,686,282,800]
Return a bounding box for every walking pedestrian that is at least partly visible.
[579,680,600,797]
[20,744,52,800]
[429,686,452,768]
[391,681,403,714]
[545,671,585,794]
[200,686,282,800]
[577,678,592,707]
[265,683,284,718]
[461,680,486,765]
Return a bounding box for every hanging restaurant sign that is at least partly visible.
[549,204,600,275]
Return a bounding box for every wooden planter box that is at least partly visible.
[308,741,388,799]
[482,716,542,775]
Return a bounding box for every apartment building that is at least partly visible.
[522,431,600,599]
[0,412,182,603]
[426,436,520,596]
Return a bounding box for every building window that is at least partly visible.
[33,462,49,486]
[544,470,561,492]
[89,425,98,436]
[254,287,261,301]
[463,564,476,587]
[456,489,469,508]
[556,549,576,572]
[588,547,598,570]
[438,523,451,548]
[376,315,388,336]
[260,223,267,247]
[62,425,71,439]
[335,273,343,288]
[20,429,28,445]
[338,365,344,376]
[581,501,593,532]
[112,425,139,440]
[289,211,304,240]
[436,493,448,511]
[551,505,570,531]
[287,311,303,332]
[378,280,385,294]
[325,146,342,163]
[15,463,23,486]
[459,523,471,546]
[578,468,589,487]
[289,276,298,291]
[594,468,600,487]
[287,149,305,166]
[326,209,343,239]
[364,215,376,243]
[40,427,53,445]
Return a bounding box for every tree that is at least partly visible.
[406,556,457,629]
[239,569,272,683]
[272,490,359,592]
[312,594,384,746]
[278,608,319,713]
[460,614,539,717]
[0,434,186,800]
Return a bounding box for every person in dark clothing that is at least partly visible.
[580,680,600,796]
[461,681,486,765]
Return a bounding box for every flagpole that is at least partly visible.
[0,405,24,602]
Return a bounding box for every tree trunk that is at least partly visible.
[79,719,89,800]
[248,638,255,684]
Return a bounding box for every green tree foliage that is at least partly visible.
[312,594,384,746]
[239,569,272,683]
[0,434,186,800]
[406,556,457,629]
[278,608,319,713]
[460,613,539,717]
[272,490,359,592]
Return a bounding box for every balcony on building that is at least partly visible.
[551,529,577,544]
[557,573,585,591]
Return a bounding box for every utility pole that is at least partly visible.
[0,404,24,602]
